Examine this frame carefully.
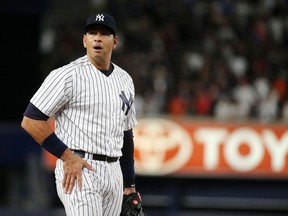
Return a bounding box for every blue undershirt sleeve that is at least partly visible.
[120,129,136,188]
[23,102,49,120]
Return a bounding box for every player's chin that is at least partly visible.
[93,49,103,54]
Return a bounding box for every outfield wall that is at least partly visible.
[0,118,288,215]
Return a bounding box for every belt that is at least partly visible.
[72,150,119,163]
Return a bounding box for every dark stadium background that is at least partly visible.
[0,0,288,215]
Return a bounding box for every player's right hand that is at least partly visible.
[61,149,95,194]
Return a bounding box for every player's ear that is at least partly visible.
[113,35,118,49]
[83,35,87,48]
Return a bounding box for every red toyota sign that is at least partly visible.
[134,117,288,178]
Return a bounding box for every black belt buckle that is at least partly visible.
[73,150,85,158]
[72,150,118,163]
[105,156,110,163]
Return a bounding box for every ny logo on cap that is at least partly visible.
[95,14,105,22]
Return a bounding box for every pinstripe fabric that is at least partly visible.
[30,55,137,156]
[30,55,137,215]
[55,159,123,216]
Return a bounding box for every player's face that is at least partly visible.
[83,25,118,68]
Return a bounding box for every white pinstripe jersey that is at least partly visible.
[30,55,138,157]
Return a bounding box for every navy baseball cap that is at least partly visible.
[84,13,116,35]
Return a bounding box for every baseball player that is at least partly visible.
[21,13,138,216]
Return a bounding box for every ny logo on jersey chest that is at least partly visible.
[119,91,133,115]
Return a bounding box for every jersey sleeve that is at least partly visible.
[30,66,73,117]
[124,78,138,130]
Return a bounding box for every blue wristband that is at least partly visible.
[41,133,68,158]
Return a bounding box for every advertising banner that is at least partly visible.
[134,117,288,178]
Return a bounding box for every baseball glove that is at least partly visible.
[120,192,147,216]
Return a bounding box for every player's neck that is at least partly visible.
[98,63,114,76]
[87,54,111,70]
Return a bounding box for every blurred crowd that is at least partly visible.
[39,0,288,122]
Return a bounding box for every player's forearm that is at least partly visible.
[21,116,69,159]
[121,129,136,187]
[21,116,54,144]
